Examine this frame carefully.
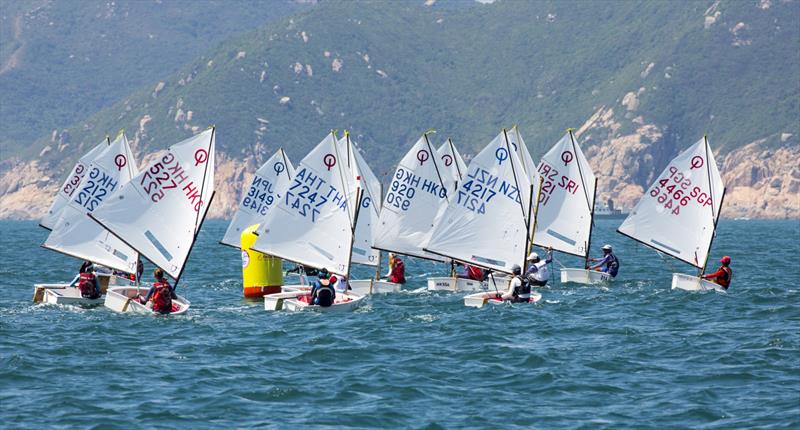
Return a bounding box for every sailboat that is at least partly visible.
[338,132,401,295]
[617,135,726,292]
[89,127,217,314]
[40,139,110,230]
[253,131,366,312]
[34,131,141,305]
[531,130,606,285]
[424,129,543,307]
[220,148,294,248]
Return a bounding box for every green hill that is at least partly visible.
[0,0,312,153]
[2,0,798,219]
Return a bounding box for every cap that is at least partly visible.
[720,256,731,264]
[527,252,539,260]
[602,244,612,251]
[329,275,338,284]
[511,264,521,275]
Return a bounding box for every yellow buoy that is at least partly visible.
[241,224,283,298]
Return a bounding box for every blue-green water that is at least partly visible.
[1,219,798,428]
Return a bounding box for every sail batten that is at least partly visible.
[617,137,724,268]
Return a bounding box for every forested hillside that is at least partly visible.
[1,0,798,219]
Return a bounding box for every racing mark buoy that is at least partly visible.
[241,224,283,298]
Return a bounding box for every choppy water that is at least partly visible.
[1,219,798,428]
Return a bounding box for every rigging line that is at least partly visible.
[448,138,463,181]
[568,129,593,213]
[502,128,529,224]
[423,132,450,203]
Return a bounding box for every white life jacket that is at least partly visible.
[530,260,549,282]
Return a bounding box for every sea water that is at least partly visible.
[1,219,798,428]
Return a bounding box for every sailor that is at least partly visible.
[70,263,101,299]
[286,264,319,277]
[139,268,175,314]
[589,244,619,277]
[526,247,553,287]
[386,253,406,284]
[458,263,485,281]
[332,274,351,293]
[309,269,335,307]
[702,256,733,290]
[500,264,530,303]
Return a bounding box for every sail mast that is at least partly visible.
[585,178,599,268]
[502,128,528,221]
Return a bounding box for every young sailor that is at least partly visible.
[333,275,350,293]
[458,264,485,281]
[702,256,733,290]
[139,268,175,314]
[386,253,406,284]
[309,269,335,307]
[500,264,531,303]
[526,248,553,287]
[589,244,619,278]
[70,263,101,299]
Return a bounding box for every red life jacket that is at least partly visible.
[151,281,173,313]
[389,259,406,284]
[466,265,484,281]
[78,272,99,298]
[718,266,732,288]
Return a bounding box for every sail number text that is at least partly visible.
[386,167,447,212]
[241,175,276,216]
[456,166,521,214]
[72,166,119,212]
[284,167,347,223]
[139,153,206,211]
[61,163,87,198]
[537,162,580,206]
[648,166,714,215]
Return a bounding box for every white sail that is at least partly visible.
[437,138,467,194]
[506,126,539,183]
[220,149,295,248]
[425,130,533,273]
[90,128,216,279]
[618,136,724,268]
[339,134,381,266]
[43,132,141,273]
[373,133,449,261]
[252,132,358,276]
[533,131,597,257]
[40,139,109,230]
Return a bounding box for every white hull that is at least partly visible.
[348,279,401,295]
[264,291,365,312]
[427,276,510,292]
[671,273,727,293]
[463,291,543,308]
[33,274,137,305]
[36,284,105,306]
[560,268,611,285]
[104,286,190,315]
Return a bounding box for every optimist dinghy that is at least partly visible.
[253,131,366,312]
[530,129,608,285]
[103,286,190,315]
[90,127,217,314]
[464,290,543,308]
[617,135,726,293]
[424,128,544,306]
[35,131,141,306]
